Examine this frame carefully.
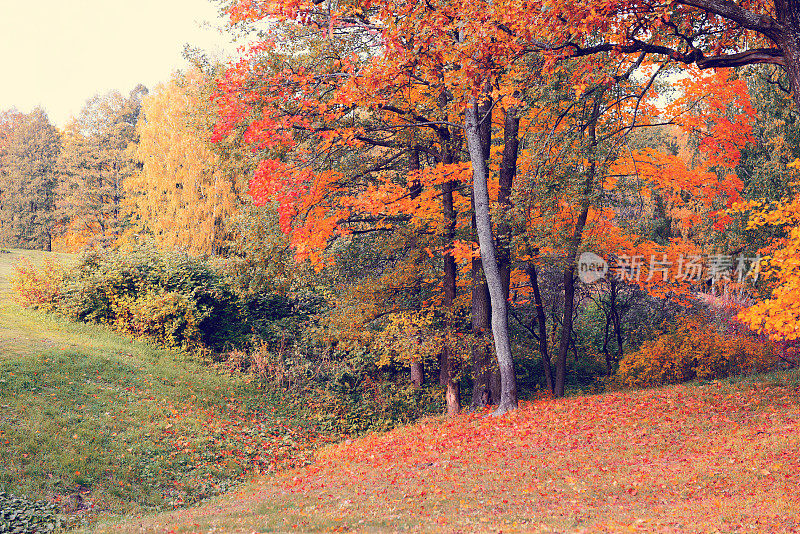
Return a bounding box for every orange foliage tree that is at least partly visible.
[215,0,793,408]
[213,19,481,413]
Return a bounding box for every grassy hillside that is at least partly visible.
[96,372,800,533]
[0,249,330,526]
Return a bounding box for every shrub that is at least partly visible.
[240,291,322,345]
[217,339,304,388]
[11,245,314,353]
[11,259,64,313]
[0,492,61,534]
[111,290,202,348]
[614,315,782,388]
[303,380,445,435]
[217,340,444,436]
[58,245,241,350]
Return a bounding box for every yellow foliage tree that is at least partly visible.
[737,172,800,342]
[124,68,239,254]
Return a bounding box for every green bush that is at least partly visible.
[57,245,241,350]
[8,246,241,350]
[11,244,320,354]
[236,291,320,349]
[111,290,202,348]
[0,492,61,534]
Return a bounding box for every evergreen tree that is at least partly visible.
[0,107,61,250]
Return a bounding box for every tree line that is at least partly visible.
[0,61,243,256]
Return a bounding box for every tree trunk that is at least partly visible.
[465,95,518,415]
[442,177,460,415]
[494,102,520,402]
[409,147,424,389]
[470,255,493,407]
[607,277,625,374]
[497,102,519,301]
[554,253,582,398]
[526,260,554,393]
[553,91,604,398]
[757,0,800,111]
[409,148,421,200]
[411,360,424,388]
[489,366,501,405]
[432,84,461,415]
[612,296,624,369]
[784,43,800,111]
[602,302,613,375]
[470,94,498,408]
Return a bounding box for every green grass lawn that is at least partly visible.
[0,249,327,528]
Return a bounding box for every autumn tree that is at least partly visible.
[728,68,800,345]
[737,180,800,344]
[529,0,800,112]
[54,86,147,250]
[0,107,61,250]
[462,0,800,369]
[213,17,481,414]
[489,0,800,355]
[216,0,656,409]
[215,0,798,408]
[738,65,800,202]
[500,57,762,396]
[125,68,239,255]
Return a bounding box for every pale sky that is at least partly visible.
[0,0,243,127]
